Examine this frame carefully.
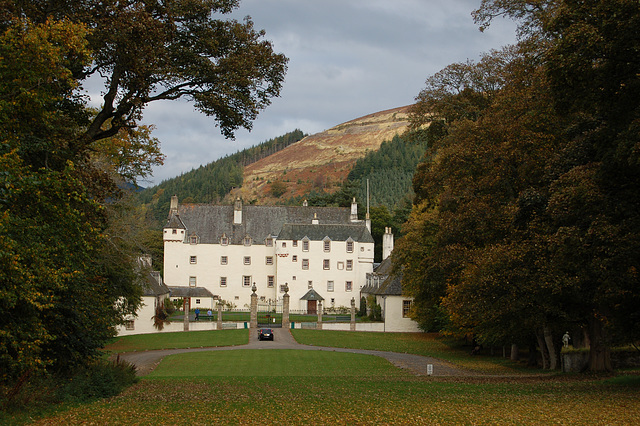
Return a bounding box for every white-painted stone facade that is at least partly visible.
[163,196,374,312]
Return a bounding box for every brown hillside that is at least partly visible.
[230,105,412,204]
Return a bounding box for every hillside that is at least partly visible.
[230,105,412,204]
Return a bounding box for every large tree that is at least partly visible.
[0,0,287,382]
[397,0,640,371]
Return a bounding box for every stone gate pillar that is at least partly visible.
[282,284,290,329]
[217,301,223,330]
[350,297,356,331]
[317,301,323,330]
[183,297,190,331]
[250,283,258,329]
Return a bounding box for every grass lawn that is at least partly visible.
[27,351,640,425]
[103,329,248,352]
[149,349,406,377]
[291,329,529,374]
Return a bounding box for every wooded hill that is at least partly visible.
[137,130,306,222]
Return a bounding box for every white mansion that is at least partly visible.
[163,195,375,312]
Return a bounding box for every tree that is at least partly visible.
[4,0,288,152]
[398,0,640,371]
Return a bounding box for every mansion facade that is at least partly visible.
[163,196,375,312]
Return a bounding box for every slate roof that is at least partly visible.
[278,223,374,243]
[375,273,404,296]
[142,271,170,297]
[168,286,215,298]
[165,204,364,244]
[300,288,325,301]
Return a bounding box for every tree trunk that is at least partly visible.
[528,341,538,367]
[588,316,612,372]
[544,326,558,370]
[536,330,549,370]
[510,343,519,361]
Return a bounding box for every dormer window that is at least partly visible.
[346,238,354,253]
[189,235,198,244]
[323,237,331,252]
[220,234,229,246]
[243,236,252,246]
[265,237,273,247]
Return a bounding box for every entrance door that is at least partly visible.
[307,300,317,315]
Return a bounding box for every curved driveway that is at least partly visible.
[118,328,476,377]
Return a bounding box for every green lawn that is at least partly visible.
[12,332,640,425]
[149,349,407,377]
[291,329,529,374]
[104,329,248,352]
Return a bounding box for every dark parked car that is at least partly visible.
[258,328,274,341]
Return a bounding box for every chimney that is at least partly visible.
[234,197,242,224]
[302,199,308,207]
[350,197,358,222]
[382,227,394,260]
[312,213,319,225]
[170,195,178,213]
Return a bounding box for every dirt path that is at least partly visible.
[117,328,475,377]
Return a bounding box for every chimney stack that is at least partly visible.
[382,227,394,260]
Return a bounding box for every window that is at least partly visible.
[292,255,297,262]
[243,276,251,287]
[302,259,309,270]
[221,256,228,265]
[403,300,413,318]
[302,239,309,251]
[345,281,353,292]
[292,276,296,280]
[323,238,331,252]
[361,247,364,252]
[189,276,196,287]
[266,256,274,265]
[330,298,335,306]
[195,299,201,304]
[346,240,354,253]
[190,235,198,244]
[267,276,275,288]
[308,280,313,289]
[220,235,229,245]
[327,281,334,292]
[337,261,344,270]
[244,256,251,265]
[172,229,177,234]
[220,277,227,287]
[266,237,273,247]
[323,259,330,270]
[346,259,353,271]
[190,256,197,264]
[293,240,298,247]
[243,236,252,246]
[125,320,135,330]
[282,242,287,248]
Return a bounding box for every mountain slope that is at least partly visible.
[231,105,412,203]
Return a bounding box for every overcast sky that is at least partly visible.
[136,0,518,185]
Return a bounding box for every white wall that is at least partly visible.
[164,235,374,313]
[378,295,421,333]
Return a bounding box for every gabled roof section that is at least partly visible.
[375,273,404,296]
[374,256,393,275]
[172,204,352,245]
[165,213,187,229]
[142,271,170,297]
[278,223,374,243]
[168,286,215,298]
[300,288,325,301]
